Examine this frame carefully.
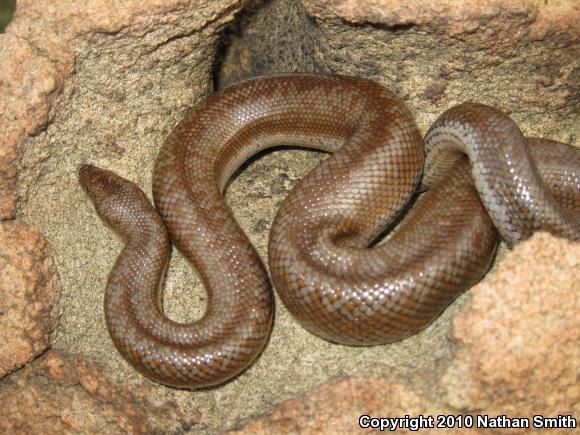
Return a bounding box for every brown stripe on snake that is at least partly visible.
[79,74,580,388]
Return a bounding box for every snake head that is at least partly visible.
[79,164,155,240]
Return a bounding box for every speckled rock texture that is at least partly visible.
[0,221,59,379]
[0,351,198,433]
[0,0,238,219]
[230,376,453,434]
[443,233,580,417]
[0,0,578,432]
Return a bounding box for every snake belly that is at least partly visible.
[79,74,580,387]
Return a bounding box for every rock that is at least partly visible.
[0,0,240,219]
[216,0,328,87]
[443,233,580,417]
[302,0,580,37]
[0,351,199,433]
[423,81,448,103]
[230,376,476,434]
[0,221,59,379]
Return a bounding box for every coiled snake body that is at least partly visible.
[79,74,580,388]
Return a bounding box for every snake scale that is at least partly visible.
[79,74,580,388]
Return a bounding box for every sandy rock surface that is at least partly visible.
[443,233,580,417]
[0,351,198,433]
[0,0,578,432]
[0,221,59,379]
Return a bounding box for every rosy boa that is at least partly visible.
[79,74,580,388]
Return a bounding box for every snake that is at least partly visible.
[79,74,580,388]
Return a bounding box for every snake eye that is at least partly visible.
[79,164,128,207]
[79,164,151,238]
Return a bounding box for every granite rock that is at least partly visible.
[0,351,199,434]
[443,233,580,418]
[0,221,59,379]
